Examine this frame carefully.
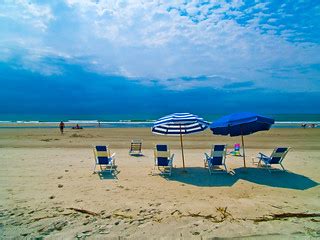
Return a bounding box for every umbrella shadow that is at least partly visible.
[164,167,238,187]
[234,167,319,190]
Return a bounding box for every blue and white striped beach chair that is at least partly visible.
[153,144,174,176]
[257,147,290,172]
[204,144,228,174]
[93,145,116,173]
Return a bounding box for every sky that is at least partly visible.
[0,0,320,119]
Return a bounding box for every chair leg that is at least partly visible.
[93,163,96,173]
[152,165,160,176]
[267,165,272,173]
[280,163,285,171]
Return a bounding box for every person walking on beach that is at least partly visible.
[59,121,65,134]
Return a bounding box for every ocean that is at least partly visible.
[0,114,319,129]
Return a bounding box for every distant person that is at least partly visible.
[301,123,307,129]
[59,121,65,134]
[72,124,82,129]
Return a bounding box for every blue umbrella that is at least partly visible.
[210,112,275,167]
[152,113,209,168]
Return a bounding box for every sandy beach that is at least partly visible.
[0,127,319,239]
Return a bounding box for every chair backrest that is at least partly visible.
[154,144,170,166]
[270,147,289,164]
[94,145,111,164]
[130,140,142,152]
[210,144,227,165]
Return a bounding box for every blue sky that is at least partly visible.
[0,0,320,119]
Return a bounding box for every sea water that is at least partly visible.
[0,114,319,129]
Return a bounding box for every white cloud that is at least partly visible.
[0,0,319,92]
[0,0,54,31]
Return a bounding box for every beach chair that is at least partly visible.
[93,145,116,173]
[129,139,143,156]
[204,145,228,174]
[257,147,290,172]
[229,143,241,156]
[153,144,174,176]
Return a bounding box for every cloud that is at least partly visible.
[224,81,254,89]
[0,0,319,92]
[150,75,235,91]
[0,0,54,31]
[1,62,319,116]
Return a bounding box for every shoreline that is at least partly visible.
[0,121,319,129]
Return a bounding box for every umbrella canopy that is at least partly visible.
[153,113,209,135]
[210,112,275,167]
[210,112,274,136]
[152,113,209,168]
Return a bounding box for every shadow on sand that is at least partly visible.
[234,167,319,190]
[164,167,238,187]
[129,154,145,157]
[97,169,120,180]
[164,167,318,190]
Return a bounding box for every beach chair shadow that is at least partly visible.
[97,169,120,180]
[234,167,318,190]
[130,154,145,158]
[164,167,238,187]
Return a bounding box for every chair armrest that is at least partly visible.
[204,152,210,160]
[168,154,174,166]
[258,152,268,159]
[257,152,272,165]
[111,153,116,164]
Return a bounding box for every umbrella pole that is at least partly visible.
[241,135,246,168]
[180,130,185,169]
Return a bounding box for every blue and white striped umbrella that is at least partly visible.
[152,113,209,168]
[152,113,209,136]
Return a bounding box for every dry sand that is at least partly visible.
[0,128,319,239]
